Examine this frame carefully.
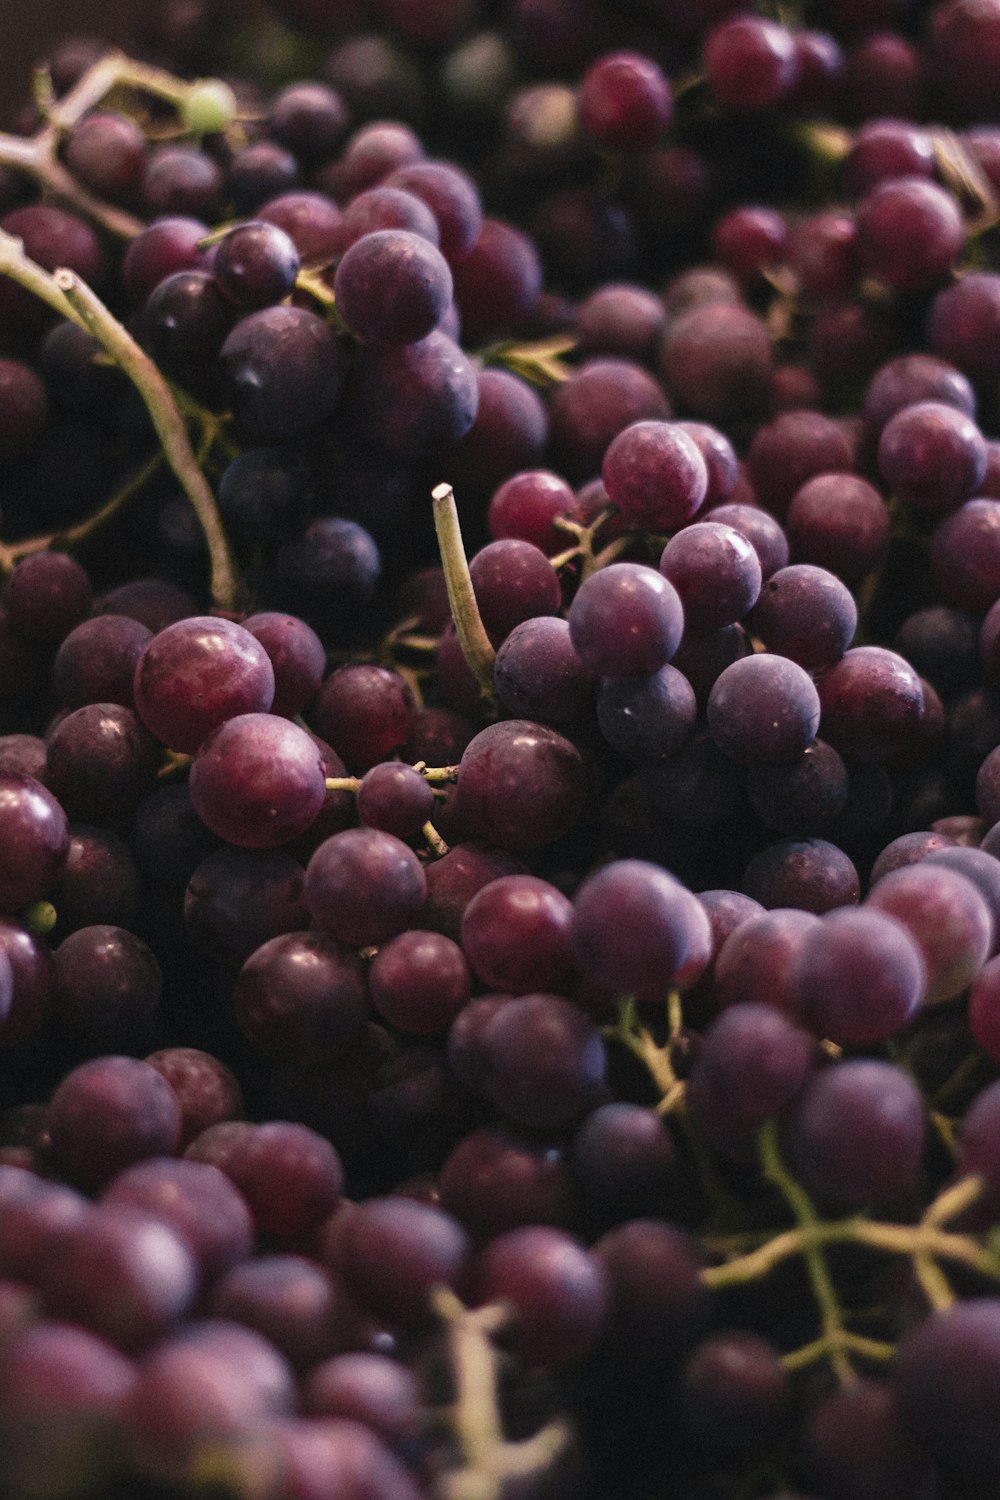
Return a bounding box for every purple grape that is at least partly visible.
[803,1378,936,1500]
[479,992,606,1130]
[792,906,926,1044]
[454,719,587,850]
[209,1255,352,1371]
[305,827,427,947]
[703,16,799,111]
[335,229,453,345]
[866,862,993,1005]
[707,653,820,767]
[368,929,471,1034]
[213,220,300,311]
[548,358,671,482]
[817,646,924,763]
[681,1331,789,1457]
[352,329,479,454]
[103,1158,253,1282]
[569,563,684,678]
[597,664,697,761]
[45,704,160,825]
[878,400,987,515]
[595,1219,711,1365]
[0,773,68,915]
[144,1048,244,1149]
[471,1225,608,1368]
[746,409,854,519]
[337,1195,469,1328]
[571,858,704,996]
[686,1002,815,1158]
[189,713,328,849]
[896,1299,1000,1482]
[660,303,773,423]
[494,616,596,727]
[47,1056,180,1193]
[302,1352,420,1441]
[856,177,965,291]
[186,1121,343,1240]
[221,305,349,442]
[660,522,762,632]
[234,930,367,1063]
[133,617,275,756]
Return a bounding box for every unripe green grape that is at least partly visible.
[182,79,238,137]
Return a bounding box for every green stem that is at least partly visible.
[432,484,496,700]
[55,269,240,613]
[758,1120,855,1384]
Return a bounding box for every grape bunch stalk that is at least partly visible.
[7,4,1000,1499]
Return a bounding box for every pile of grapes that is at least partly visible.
[9,0,1000,1495]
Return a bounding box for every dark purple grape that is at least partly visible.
[184,848,309,965]
[47,1056,179,1192]
[443,367,549,503]
[703,15,798,110]
[221,305,349,442]
[234,930,366,1063]
[817,647,924,763]
[213,220,300,311]
[241,613,325,718]
[189,713,328,849]
[54,616,152,711]
[878,400,987,515]
[209,1255,352,1371]
[864,353,976,441]
[305,827,427,946]
[0,205,104,331]
[597,664,697,762]
[368,929,471,1034]
[549,358,670,483]
[575,283,665,364]
[569,563,684,678]
[143,145,221,219]
[571,859,704,996]
[478,992,605,1131]
[571,1102,675,1219]
[660,303,773,423]
[468,539,561,645]
[454,720,587,851]
[0,774,68,915]
[313,664,416,774]
[856,177,964,292]
[686,1002,814,1157]
[103,1158,253,1282]
[707,653,820,767]
[144,1048,244,1149]
[576,50,671,154]
[269,81,350,164]
[660,523,761,631]
[356,763,434,839]
[227,141,300,215]
[450,216,542,343]
[595,1219,711,1365]
[4,553,92,645]
[334,229,453,345]
[123,216,208,305]
[185,1120,343,1240]
[785,475,891,588]
[803,1377,936,1500]
[602,420,707,532]
[471,1225,608,1368]
[0,358,48,460]
[0,919,56,1049]
[336,1195,469,1328]
[494,616,595,727]
[259,191,344,263]
[931,499,1000,614]
[753,565,857,674]
[46,704,160,826]
[742,837,860,915]
[275,517,382,620]
[351,330,479,454]
[789,1058,925,1209]
[867,862,993,1005]
[121,1320,294,1473]
[133,617,275,756]
[336,185,440,251]
[928,271,1000,381]
[712,206,787,290]
[746,741,849,836]
[0,1319,136,1431]
[642,730,744,827]
[792,905,926,1045]
[746,410,854,520]
[35,1206,182,1363]
[681,1330,788,1457]
[52,924,162,1050]
[897,1300,1000,1482]
[302,1351,419,1443]
[383,160,482,264]
[708,503,789,580]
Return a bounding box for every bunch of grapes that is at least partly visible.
[6,2,1000,1497]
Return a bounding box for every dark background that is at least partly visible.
[0,0,143,121]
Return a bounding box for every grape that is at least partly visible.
[686,1003,815,1158]
[234,930,367,1063]
[134,617,275,756]
[144,1048,244,1149]
[209,1255,352,1371]
[368,929,471,1034]
[703,16,799,111]
[336,1196,469,1328]
[878,400,987,515]
[0,773,69,915]
[549,358,670,482]
[479,991,606,1130]
[439,1125,575,1239]
[221,305,350,442]
[471,1225,608,1368]
[817,646,924,763]
[103,1158,253,1281]
[896,1300,1000,1482]
[742,836,861,914]
[707,653,821,767]
[185,1121,343,1239]
[596,664,697,761]
[189,713,328,849]
[302,1352,420,1440]
[305,828,427,946]
[746,410,854,519]
[571,1102,675,1220]
[569,563,684,678]
[46,703,160,825]
[53,924,163,1050]
[47,1056,180,1193]
[494,616,596,726]
[0,1320,137,1427]
[867,863,993,1005]
[122,1321,295,1473]
[334,229,453,345]
[269,81,350,163]
[660,303,773,423]
[571,859,704,996]
[450,216,543,343]
[595,1219,711,1365]
[351,329,479,454]
[680,1332,789,1456]
[454,719,587,850]
[803,1377,936,1500]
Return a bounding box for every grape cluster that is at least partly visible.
[6,2,1000,1499]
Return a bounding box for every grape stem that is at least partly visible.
[0,50,232,239]
[54,269,240,613]
[432,1286,570,1500]
[0,451,163,576]
[432,484,497,700]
